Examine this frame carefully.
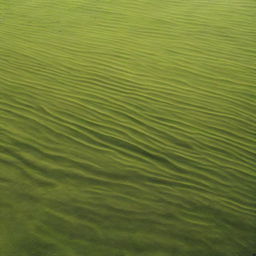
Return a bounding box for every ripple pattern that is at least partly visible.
[0,0,256,255]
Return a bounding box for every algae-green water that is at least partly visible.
[0,0,256,255]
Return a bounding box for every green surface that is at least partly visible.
[0,0,256,255]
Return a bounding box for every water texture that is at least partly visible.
[0,0,256,255]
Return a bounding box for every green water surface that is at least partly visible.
[0,0,256,255]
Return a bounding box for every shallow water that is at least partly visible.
[0,0,256,255]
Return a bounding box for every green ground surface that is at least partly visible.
[0,0,256,255]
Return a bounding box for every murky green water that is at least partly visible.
[0,0,255,255]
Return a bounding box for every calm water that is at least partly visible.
[0,0,255,255]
